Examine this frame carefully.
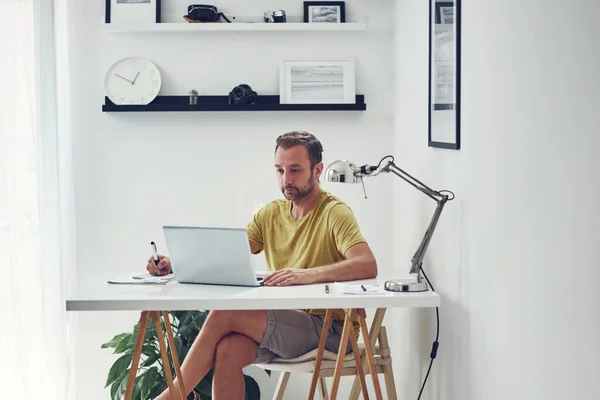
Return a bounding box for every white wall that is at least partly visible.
[393,1,600,400]
[69,1,393,398]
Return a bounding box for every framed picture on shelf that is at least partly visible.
[428,0,461,150]
[303,1,346,23]
[279,60,356,104]
[105,0,161,24]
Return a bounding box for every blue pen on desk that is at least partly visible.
[151,241,159,266]
[361,284,367,292]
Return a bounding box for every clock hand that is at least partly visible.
[114,73,133,84]
[131,71,140,85]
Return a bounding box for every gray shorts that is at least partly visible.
[254,309,352,364]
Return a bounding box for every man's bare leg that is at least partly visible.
[155,310,267,400]
[212,333,259,400]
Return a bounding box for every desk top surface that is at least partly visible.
[66,275,441,312]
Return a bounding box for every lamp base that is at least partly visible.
[384,279,429,292]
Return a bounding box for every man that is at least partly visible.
[148,131,377,400]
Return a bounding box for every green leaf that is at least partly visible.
[141,353,160,368]
[144,322,158,341]
[170,311,188,327]
[179,326,192,340]
[244,375,261,400]
[110,370,129,400]
[149,380,167,399]
[173,335,183,361]
[141,343,161,368]
[102,332,129,349]
[128,325,147,347]
[142,344,158,357]
[114,334,133,354]
[140,366,160,399]
[132,373,145,400]
[193,312,208,329]
[178,312,193,328]
[105,353,133,388]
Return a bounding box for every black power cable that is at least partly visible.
[417,267,439,400]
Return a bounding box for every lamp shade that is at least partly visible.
[324,159,361,184]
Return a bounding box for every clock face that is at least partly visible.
[105,57,162,105]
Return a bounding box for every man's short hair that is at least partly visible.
[275,131,323,170]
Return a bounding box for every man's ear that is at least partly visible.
[314,162,324,181]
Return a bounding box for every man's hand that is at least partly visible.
[263,268,315,286]
[146,255,173,276]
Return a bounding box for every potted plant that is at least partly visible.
[102,310,269,399]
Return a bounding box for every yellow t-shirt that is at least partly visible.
[246,190,367,328]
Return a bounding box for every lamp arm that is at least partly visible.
[383,162,450,277]
[408,198,447,275]
[383,162,445,201]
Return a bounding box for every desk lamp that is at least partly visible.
[325,155,455,292]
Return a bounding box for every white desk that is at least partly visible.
[67,276,440,312]
[66,276,440,400]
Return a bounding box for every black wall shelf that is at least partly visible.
[102,95,366,112]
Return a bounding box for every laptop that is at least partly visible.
[163,225,264,287]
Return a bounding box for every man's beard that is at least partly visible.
[281,174,314,202]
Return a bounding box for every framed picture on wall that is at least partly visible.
[303,1,346,23]
[435,2,455,24]
[428,0,461,150]
[279,60,356,104]
[105,0,161,24]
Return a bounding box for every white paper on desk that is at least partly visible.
[107,273,174,285]
[133,272,174,280]
[341,284,387,295]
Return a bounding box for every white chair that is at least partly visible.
[254,308,397,400]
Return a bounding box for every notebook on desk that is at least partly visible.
[163,225,265,287]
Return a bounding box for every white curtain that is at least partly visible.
[0,0,76,399]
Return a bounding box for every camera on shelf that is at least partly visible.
[264,10,286,23]
[184,4,231,23]
[228,84,258,105]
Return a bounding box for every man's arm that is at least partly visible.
[262,242,377,286]
[309,242,377,282]
[247,206,267,255]
[249,240,262,255]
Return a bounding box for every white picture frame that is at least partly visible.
[106,0,161,24]
[279,60,356,104]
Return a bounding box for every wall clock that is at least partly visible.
[105,57,162,105]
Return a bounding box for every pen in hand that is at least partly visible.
[151,241,159,266]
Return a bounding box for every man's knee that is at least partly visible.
[205,309,269,344]
[215,334,257,368]
[205,310,235,328]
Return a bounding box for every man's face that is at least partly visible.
[274,145,321,201]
